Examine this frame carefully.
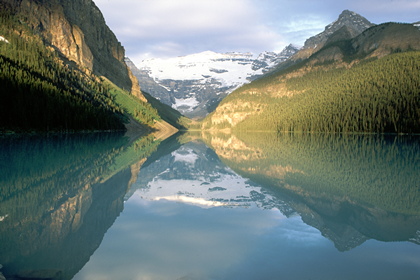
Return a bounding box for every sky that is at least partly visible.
[93,0,420,65]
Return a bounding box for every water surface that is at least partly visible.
[1,132,419,279]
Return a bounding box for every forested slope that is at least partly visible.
[0,15,122,131]
[0,12,181,133]
[202,23,420,134]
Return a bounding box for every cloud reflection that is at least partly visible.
[74,199,287,279]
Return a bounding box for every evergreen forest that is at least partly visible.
[0,12,165,133]
[203,51,420,134]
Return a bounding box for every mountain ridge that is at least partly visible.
[291,9,374,62]
[0,0,143,98]
[131,10,377,120]
[201,11,420,134]
[130,44,300,119]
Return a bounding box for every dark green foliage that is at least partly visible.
[0,132,163,276]
[0,133,127,208]
[0,132,162,220]
[0,12,126,132]
[229,52,420,133]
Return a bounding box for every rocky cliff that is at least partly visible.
[0,0,142,98]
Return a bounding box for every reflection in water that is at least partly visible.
[126,140,286,210]
[1,132,420,279]
[202,132,420,250]
[0,133,159,279]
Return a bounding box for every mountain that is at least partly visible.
[130,45,299,119]
[0,0,141,98]
[292,9,374,62]
[202,11,420,134]
[125,132,420,252]
[0,0,181,133]
[0,133,160,279]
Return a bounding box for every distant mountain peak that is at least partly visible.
[292,10,374,61]
[131,46,298,118]
[333,10,372,31]
[307,10,373,48]
[339,9,361,18]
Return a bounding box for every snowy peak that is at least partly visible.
[132,45,298,118]
[327,10,373,34]
[290,10,374,62]
[139,51,256,83]
[128,142,288,210]
[253,44,300,71]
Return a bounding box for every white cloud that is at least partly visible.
[94,0,420,60]
[95,0,284,59]
[96,0,258,38]
[74,200,283,280]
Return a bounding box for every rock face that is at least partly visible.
[130,45,299,119]
[292,10,374,61]
[0,0,141,98]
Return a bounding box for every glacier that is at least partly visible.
[128,44,299,118]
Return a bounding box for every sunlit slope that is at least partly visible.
[0,6,183,133]
[202,23,420,133]
[0,15,125,132]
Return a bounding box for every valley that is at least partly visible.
[0,2,419,279]
[1,2,418,135]
[130,45,299,118]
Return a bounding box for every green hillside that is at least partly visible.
[142,91,190,130]
[202,23,420,134]
[0,11,182,133]
[0,13,125,132]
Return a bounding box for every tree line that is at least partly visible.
[0,12,129,132]
[229,52,420,133]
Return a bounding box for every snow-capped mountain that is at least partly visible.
[128,44,299,119]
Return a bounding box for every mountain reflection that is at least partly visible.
[0,133,160,279]
[125,131,420,251]
[201,132,420,251]
[1,132,419,279]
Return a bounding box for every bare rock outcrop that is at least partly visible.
[1,0,142,97]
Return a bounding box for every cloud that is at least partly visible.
[94,0,420,61]
[96,0,258,38]
[95,0,285,60]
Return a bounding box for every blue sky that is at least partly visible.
[93,0,420,65]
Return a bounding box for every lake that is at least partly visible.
[0,132,419,280]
